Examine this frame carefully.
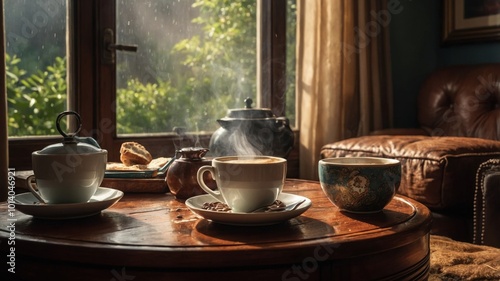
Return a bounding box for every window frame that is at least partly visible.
[7,0,299,176]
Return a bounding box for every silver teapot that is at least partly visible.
[209,98,294,158]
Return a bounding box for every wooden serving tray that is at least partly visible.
[15,170,169,194]
[101,176,169,193]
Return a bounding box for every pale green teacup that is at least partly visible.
[31,147,107,204]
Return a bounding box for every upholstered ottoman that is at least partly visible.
[321,135,500,243]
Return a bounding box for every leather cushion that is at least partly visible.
[320,135,500,211]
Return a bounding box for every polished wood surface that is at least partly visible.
[0,179,431,280]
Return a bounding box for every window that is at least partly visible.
[115,0,258,135]
[5,0,68,136]
[6,0,297,175]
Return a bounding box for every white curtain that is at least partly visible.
[1,0,8,202]
[297,0,393,180]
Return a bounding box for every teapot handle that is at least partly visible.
[275,116,291,131]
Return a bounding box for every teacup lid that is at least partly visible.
[37,111,103,155]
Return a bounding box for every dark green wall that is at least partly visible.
[389,0,500,128]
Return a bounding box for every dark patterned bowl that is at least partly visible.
[318,157,401,213]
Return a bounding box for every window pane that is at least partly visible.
[5,0,68,137]
[116,0,258,135]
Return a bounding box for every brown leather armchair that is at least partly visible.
[320,64,500,247]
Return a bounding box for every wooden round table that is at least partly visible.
[0,179,431,280]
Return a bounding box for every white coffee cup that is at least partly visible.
[31,148,107,204]
[197,156,287,213]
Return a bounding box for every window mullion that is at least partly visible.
[257,0,287,116]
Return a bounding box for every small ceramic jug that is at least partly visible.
[165,147,216,200]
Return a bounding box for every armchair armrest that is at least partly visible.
[474,158,500,248]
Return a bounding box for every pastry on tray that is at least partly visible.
[107,142,169,172]
[119,141,153,166]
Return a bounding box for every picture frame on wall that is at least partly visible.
[443,0,500,44]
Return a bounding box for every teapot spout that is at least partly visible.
[216,119,231,128]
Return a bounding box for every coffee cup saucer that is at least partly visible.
[185,193,312,226]
[14,187,124,219]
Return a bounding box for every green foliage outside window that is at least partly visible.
[6,54,66,136]
[116,78,232,134]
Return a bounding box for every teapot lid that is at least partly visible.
[224,97,275,119]
[176,147,209,160]
[37,111,103,155]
